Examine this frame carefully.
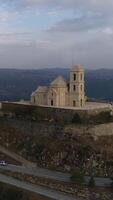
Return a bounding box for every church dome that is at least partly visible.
[71,64,84,72]
[50,76,67,87]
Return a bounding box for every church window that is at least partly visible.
[51,100,53,106]
[73,100,76,107]
[67,83,70,91]
[73,85,76,91]
[81,85,83,91]
[81,99,83,107]
[81,74,83,80]
[74,74,76,81]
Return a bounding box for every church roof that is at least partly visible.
[50,76,67,87]
[36,86,48,92]
[71,64,84,71]
[32,86,48,96]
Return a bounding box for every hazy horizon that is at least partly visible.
[0,67,113,71]
[0,0,113,69]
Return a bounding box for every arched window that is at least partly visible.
[81,99,83,107]
[73,85,76,91]
[81,74,83,80]
[73,100,76,107]
[74,74,76,81]
[81,85,83,91]
[51,100,53,106]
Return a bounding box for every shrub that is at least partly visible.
[70,168,84,185]
[88,176,95,187]
[110,177,113,186]
[72,113,82,124]
[95,111,113,124]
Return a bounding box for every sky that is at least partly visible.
[0,0,113,69]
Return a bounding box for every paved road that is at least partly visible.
[84,176,112,187]
[0,164,112,187]
[0,164,70,182]
[0,144,112,187]
[0,173,80,200]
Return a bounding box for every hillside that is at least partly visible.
[0,68,113,101]
[1,115,113,178]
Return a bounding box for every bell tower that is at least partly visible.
[69,64,85,107]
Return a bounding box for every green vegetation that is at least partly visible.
[110,177,113,186]
[93,111,113,124]
[71,110,113,125]
[88,176,95,187]
[71,113,82,124]
[70,168,85,185]
[2,101,113,126]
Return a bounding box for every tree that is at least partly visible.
[71,113,81,124]
[110,177,113,186]
[88,176,95,187]
[70,168,84,185]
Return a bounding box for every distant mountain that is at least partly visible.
[0,68,113,101]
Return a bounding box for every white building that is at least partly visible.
[31,64,85,107]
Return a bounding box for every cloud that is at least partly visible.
[48,13,112,32]
[0,27,113,69]
[0,0,113,69]
[2,0,113,12]
[0,31,33,45]
[0,11,19,23]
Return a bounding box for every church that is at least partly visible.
[31,64,85,107]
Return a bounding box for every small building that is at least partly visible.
[31,64,85,107]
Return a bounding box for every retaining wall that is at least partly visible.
[1,102,110,124]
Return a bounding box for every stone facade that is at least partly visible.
[31,64,85,107]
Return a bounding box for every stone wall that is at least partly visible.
[1,102,110,124]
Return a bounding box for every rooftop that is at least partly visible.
[32,86,48,95]
[50,76,67,87]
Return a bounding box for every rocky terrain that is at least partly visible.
[0,117,113,178]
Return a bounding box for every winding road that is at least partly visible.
[0,173,79,200]
[0,143,112,198]
[0,164,112,187]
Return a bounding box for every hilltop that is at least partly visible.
[0,68,113,101]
